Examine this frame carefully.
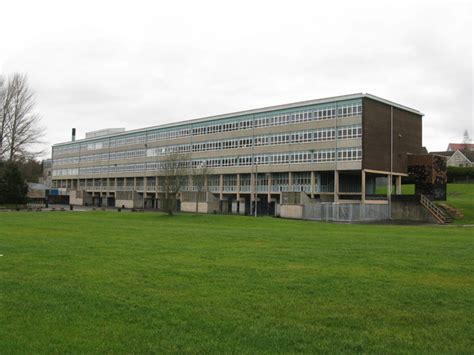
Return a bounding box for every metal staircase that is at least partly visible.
[419,194,451,224]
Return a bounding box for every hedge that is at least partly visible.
[447,166,474,183]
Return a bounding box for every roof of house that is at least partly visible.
[432,149,474,163]
[430,151,454,157]
[460,150,474,162]
[447,143,474,151]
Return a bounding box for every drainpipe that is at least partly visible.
[389,106,393,219]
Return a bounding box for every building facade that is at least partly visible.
[50,93,424,214]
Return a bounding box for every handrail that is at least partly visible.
[420,194,448,224]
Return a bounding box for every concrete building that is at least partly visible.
[39,159,53,188]
[26,182,49,206]
[50,93,424,216]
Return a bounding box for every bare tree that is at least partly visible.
[1,74,44,161]
[160,152,190,216]
[191,162,210,213]
[0,75,14,160]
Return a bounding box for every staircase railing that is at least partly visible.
[419,194,450,224]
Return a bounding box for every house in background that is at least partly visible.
[446,150,474,167]
[431,148,474,168]
[447,143,474,152]
[432,141,474,167]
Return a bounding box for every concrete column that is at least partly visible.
[288,172,293,192]
[310,171,315,198]
[361,170,366,203]
[155,176,160,209]
[236,173,240,200]
[219,174,223,200]
[267,174,271,202]
[387,173,392,198]
[250,173,255,201]
[395,175,402,194]
[334,170,339,202]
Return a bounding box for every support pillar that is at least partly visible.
[236,173,240,200]
[250,173,255,201]
[387,173,392,198]
[288,172,293,192]
[219,174,223,200]
[310,171,315,198]
[396,175,402,195]
[334,170,339,202]
[267,174,271,203]
[155,176,159,208]
[361,170,366,203]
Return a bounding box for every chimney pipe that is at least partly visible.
[72,128,76,142]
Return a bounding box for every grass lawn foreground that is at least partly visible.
[1,209,473,353]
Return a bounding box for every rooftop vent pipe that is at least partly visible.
[72,128,76,142]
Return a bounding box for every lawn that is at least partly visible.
[447,184,474,224]
[0,212,473,353]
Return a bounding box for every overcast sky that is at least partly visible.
[0,0,472,157]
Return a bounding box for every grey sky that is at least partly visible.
[0,0,472,157]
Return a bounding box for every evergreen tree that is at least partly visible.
[0,161,28,205]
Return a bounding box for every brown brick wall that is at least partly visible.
[362,98,423,174]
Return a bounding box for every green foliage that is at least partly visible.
[447,166,474,177]
[0,213,473,353]
[0,161,28,205]
[17,159,43,182]
[447,166,474,182]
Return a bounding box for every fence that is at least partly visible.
[303,202,389,222]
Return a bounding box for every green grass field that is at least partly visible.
[1,210,473,353]
[447,184,474,224]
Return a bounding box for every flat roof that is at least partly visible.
[53,93,424,147]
